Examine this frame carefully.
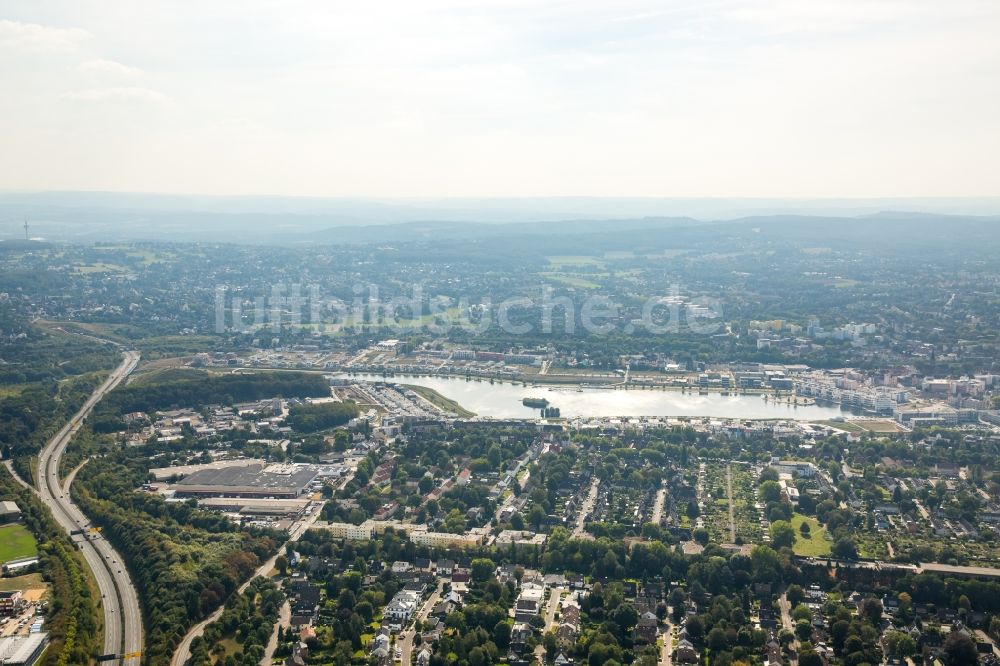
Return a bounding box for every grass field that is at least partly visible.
[541,273,601,289]
[816,420,867,433]
[859,420,905,433]
[545,255,605,267]
[74,262,128,274]
[0,524,38,562]
[791,514,832,557]
[0,572,45,592]
[404,385,476,418]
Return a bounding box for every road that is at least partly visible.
[777,592,799,665]
[658,613,673,666]
[399,580,445,666]
[914,499,931,522]
[35,350,143,665]
[725,465,736,543]
[534,586,565,661]
[260,599,291,666]
[650,486,667,525]
[172,506,323,665]
[573,478,599,537]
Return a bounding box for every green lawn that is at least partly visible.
[790,514,832,557]
[0,523,38,562]
[0,572,45,591]
[545,255,605,267]
[541,273,601,289]
[815,420,866,433]
[404,385,476,418]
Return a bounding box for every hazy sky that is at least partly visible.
[2,1,998,197]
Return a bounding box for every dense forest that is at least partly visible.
[0,372,107,480]
[286,400,360,433]
[188,576,283,665]
[100,370,330,415]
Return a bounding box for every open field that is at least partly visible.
[0,572,45,592]
[815,420,867,433]
[404,385,476,418]
[791,514,832,557]
[0,523,38,562]
[73,262,129,274]
[541,273,602,289]
[545,255,606,267]
[858,419,906,433]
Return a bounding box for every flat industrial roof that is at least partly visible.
[175,463,318,495]
[199,497,310,511]
[149,458,266,481]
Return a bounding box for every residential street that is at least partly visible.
[573,479,599,537]
[400,579,445,666]
[658,613,673,666]
[534,586,565,661]
[778,591,799,665]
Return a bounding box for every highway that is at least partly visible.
[35,350,143,665]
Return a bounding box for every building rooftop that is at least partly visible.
[0,633,49,664]
[175,463,318,496]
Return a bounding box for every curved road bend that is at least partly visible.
[35,350,143,665]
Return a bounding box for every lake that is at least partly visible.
[336,372,848,420]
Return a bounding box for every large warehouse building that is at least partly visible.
[173,463,318,499]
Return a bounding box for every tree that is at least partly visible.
[798,650,823,666]
[759,480,781,503]
[990,615,1000,640]
[692,528,709,546]
[832,536,858,560]
[750,545,780,582]
[493,620,511,649]
[611,603,639,633]
[471,558,496,582]
[885,631,916,659]
[707,627,728,652]
[687,500,700,520]
[275,555,288,575]
[543,630,558,657]
[791,604,811,623]
[859,598,883,625]
[685,616,704,640]
[529,505,546,529]
[799,521,811,536]
[770,521,796,549]
[942,631,978,665]
[786,584,804,607]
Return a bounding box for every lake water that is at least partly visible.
[337,372,848,420]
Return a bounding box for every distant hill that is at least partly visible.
[0,191,998,250]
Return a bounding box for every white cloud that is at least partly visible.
[62,87,170,104]
[77,59,142,76]
[0,19,91,53]
[1,1,999,196]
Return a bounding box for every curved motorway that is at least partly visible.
[36,350,143,665]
